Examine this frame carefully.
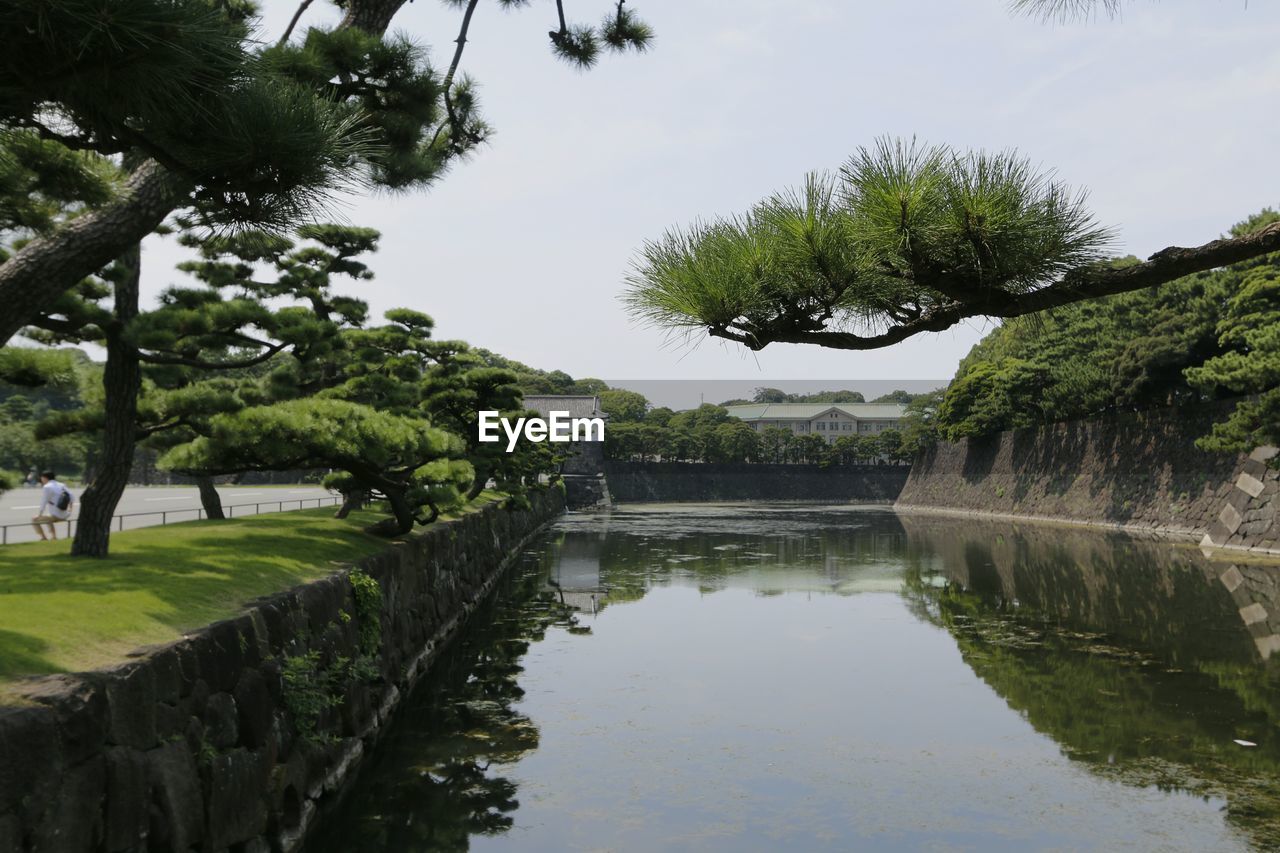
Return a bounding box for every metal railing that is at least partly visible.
[2,495,342,545]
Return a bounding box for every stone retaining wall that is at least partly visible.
[603,461,909,504]
[1201,445,1280,553]
[897,402,1280,552]
[0,489,564,853]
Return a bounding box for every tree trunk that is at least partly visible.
[0,162,186,347]
[364,488,414,537]
[339,0,407,35]
[71,243,142,557]
[196,476,225,520]
[334,490,367,519]
[466,469,490,501]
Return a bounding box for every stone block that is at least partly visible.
[1229,488,1255,513]
[256,600,290,651]
[243,837,272,853]
[204,692,239,750]
[1244,457,1269,481]
[183,715,204,757]
[232,614,265,669]
[339,682,375,739]
[0,706,59,816]
[105,664,157,750]
[301,577,346,636]
[1220,503,1244,534]
[234,669,274,750]
[206,749,269,850]
[1220,566,1245,593]
[259,659,284,707]
[1238,472,1267,499]
[155,702,186,742]
[201,621,247,693]
[146,741,204,852]
[188,678,211,718]
[172,641,202,697]
[30,756,105,853]
[1240,602,1269,626]
[1250,445,1279,462]
[0,813,20,852]
[147,647,184,705]
[247,610,274,661]
[1258,634,1280,660]
[23,675,109,767]
[103,747,149,852]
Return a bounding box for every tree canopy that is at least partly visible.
[0,0,654,346]
[922,210,1280,454]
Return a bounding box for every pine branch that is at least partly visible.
[433,0,485,155]
[709,221,1280,351]
[279,0,316,45]
[22,120,124,155]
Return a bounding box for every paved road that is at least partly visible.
[0,485,336,545]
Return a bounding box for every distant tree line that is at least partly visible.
[719,388,916,406]
[0,349,97,482]
[597,391,913,465]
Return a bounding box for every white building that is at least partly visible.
[722,403,906,445]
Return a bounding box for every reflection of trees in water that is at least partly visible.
[309,558,587,853]
[900,515,1258,666]
[900,517,1280,848]
[589,511,908,604]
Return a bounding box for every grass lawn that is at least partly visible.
[0,496,503,690]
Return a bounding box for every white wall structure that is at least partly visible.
[722,404,906,444]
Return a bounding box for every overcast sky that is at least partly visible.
[136,0,1280,382]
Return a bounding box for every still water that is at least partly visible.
[312,504,1280,851]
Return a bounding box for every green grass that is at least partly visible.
[0,492,512,693]
[0,507,398,690]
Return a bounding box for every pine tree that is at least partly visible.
[0,0,654,345]
[28,223,376,555]
[160,398,473,536]
[1187,211,1280,454]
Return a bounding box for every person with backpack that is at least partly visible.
[31,470,74,541]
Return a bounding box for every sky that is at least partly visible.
[134,0,1280,384]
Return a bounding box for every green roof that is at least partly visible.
[723,403,906,420]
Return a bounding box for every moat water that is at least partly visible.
[311,504,1280,851]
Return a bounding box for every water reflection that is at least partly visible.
[311,564,586,852]
[551,504,910,604]
[900,515,1280,848]
[310,504,1280,851]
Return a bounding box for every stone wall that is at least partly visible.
[603,461,909,504]
[0,489,563,853]
[1202,446,1280,553]
[897,401,1280,552]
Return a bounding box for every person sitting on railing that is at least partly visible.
[31,470,74,541]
